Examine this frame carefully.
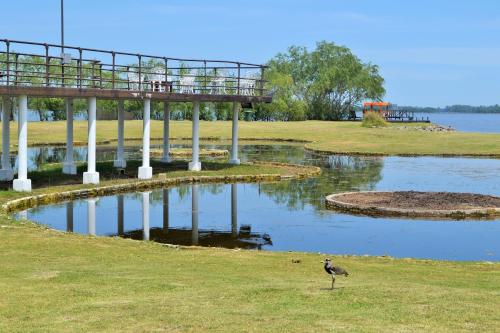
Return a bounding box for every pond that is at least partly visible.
[18,142,500,261]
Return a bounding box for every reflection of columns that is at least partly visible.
[142,192,150,241]
[188,102,201,171]
[113,100,126,168]
[83,97,99,184]
[13,95,31,192]
[231,183,238,237]
[117,194,124,235]
[162,102,171,163]
[87,198,97,236]
[63,98,77,174]
[138,99,152,179]
[230,102,240,165]
[0,97,13,181]
[163,188,169,233]
[191,184,199,245]
[66,201,74,232]
[18,209,28,220]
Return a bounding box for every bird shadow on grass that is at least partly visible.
[320,287,345,291]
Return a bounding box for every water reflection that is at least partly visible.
[191,185,199,245]
[162,189,169,233]
[87,198,97,236]
[66,202,73,232]
[117,195,124,236]
[231,183,237,238]
[259,154,384,211]
[142,192,150,241]
[112,185,273,249]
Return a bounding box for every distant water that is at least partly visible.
[415,112,500,133]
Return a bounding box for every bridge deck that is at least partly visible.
[0,86,272,103]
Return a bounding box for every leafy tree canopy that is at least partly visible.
[261,41,385,120]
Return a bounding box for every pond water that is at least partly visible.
[18,142,500,261]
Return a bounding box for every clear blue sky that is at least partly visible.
[1,0,499,107]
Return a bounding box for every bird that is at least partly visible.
[323,258,349,290]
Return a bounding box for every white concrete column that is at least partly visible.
[83,97,99,184]
[231,183,238,238]
[138,99,153,179]
[188,102,201,171]
[191,184,199,245]
[63,98,77,174]
[87,198,97,236]
[142,191,150,241]
[114,100,126,168]
[13,95,31,192]
[162,102,171,163]
[230,102,240,165]
[0,97,14,181]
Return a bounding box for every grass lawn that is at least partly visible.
[0,121,499,331]
[1,120,499,156]
[0,219,499,332]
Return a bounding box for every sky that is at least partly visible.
[1,0,499,107]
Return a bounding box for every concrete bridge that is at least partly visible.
[0,39,272,192]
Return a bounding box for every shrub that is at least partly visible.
[362,111,388,128]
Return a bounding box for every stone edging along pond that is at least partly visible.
[2,162,321,213]
[325,191,500,219]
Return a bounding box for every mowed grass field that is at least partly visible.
[1,120,499,331]
[0,218,499,332]
[1,120,499,156]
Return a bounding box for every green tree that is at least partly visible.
[264,41,385,121]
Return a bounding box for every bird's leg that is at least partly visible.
[331,275,336,290]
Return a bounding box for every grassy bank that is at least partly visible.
[0,218,499,332]
[0,159,313,203]
[1,120,499,156]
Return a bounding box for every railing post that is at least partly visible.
[45,44,49,87]
[237,63,241,95]
[164,58,169,92]
[204,60,207,94]
[126,66,130,90]
[260,66,265,96]
[138,54,142,91]
[5,40,9,86]
[61,51,65,88]
[14,54,18,86]
[99,64,103,89]
[78,48,83,88]
[112,52,116,89]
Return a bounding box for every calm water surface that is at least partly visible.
[20,142,500,261]
[414,112,500,133]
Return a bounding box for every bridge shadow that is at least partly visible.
[0,160,238,190]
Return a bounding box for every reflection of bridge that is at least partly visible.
[64,184,272,250]
[0,39,272,191]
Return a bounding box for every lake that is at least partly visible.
[19,142,500,261]
[414,112,500,133]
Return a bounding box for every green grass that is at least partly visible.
[2,120,498,156]
[0,219,499,332]
[0,159,306,202]
[0,121,499,331]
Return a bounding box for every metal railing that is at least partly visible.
[0,39,268,97]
